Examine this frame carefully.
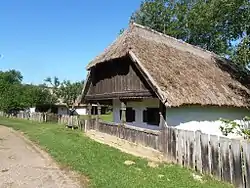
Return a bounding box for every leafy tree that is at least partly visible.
[58,80,84,111]
[44,77,84,111]
[131,0,249,58]
[0,69,23,84]
[0,70,56,113]
[232,36,250,67]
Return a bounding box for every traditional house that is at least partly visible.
[79,23,250,135]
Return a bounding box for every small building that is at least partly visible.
[80,23,250,136]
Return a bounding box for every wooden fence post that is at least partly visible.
[220,137,231,183]
[242,141,250,188]
[195,130,202,173]
[230,139,243,187]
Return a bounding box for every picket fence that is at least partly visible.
[0,111,80,127]
[58,115,80,128]
[86,118,250,188]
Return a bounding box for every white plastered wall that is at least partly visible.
[166,106,250,138]
[112,99,160,130]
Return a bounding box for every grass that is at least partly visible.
[0,117,232,188]
[80,112,113,122]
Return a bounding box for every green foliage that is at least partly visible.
[220,116,250,139]
[0,69,23,84]
[58,80,83,108]
[232,36,250,67]
[0,118,232,188]
[0,70,55,112]
[44,77,84,109]
[131,0,249,59]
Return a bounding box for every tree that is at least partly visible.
[0,70,56,113]
[232,36,250,67]
[44,77,84,112]
[131,0,249,58]
[0,69,23,84]
[58,80,83,110]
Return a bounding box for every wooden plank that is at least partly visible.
[167,127,172,162]
[177,129,184,166]
[186,130,195,170]
[230,139,243,188]
[162,128,168,160]
[220,137,231,183]
[195,130,202,173]
[201,133,210,174]
[242,141,250,188]
[183,130,188,167]
[171,128,177,163]
[210,135,220,180]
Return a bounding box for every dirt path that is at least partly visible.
[0,126,83,188]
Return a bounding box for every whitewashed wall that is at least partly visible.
[75,108,87,115]
[29,107,36,113]
[166,106,250,138]
[113,99,160,130]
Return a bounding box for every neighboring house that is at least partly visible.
[80,22,250,136]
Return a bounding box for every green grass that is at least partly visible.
[0,118,232,188]
[80,112,113,122]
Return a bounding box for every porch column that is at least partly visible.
[87,103,92,117]
[97,103,101,117]
[159,102,166,129]
[120,101,126,125]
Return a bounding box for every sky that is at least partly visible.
[0,0,141,84]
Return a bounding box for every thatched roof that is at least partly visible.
[85,23,250,108]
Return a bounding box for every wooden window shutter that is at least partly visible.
[143,110,148,122]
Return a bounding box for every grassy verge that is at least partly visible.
[0,118,232,188]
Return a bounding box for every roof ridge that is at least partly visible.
[131,22,220,59]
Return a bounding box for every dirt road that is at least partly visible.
[0,126,83,188]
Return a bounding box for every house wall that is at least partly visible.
[75,107,87,115]
[86,56,154,100]
[57,106,69,115]
[113,98,160,130]
[166,106,250,138]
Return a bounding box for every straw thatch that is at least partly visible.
[85,23,250,107]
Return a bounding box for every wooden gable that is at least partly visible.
[85,56,155,100]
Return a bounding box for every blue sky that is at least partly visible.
[0,0,141,84]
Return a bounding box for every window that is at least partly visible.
[143,108,159,125]
[120,107,135,122]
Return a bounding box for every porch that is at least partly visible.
[86,98,166,130]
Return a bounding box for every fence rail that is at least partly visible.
[86,118,249,188]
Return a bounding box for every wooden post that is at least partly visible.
[159,102,166,129]
[87,103,92,130]
[97,103,101,117]
[120,101,126,125]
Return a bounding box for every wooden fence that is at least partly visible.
[86,118,250,188]
[87,119,160,149]
[58,115,80,128]
[0,111,80,127]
